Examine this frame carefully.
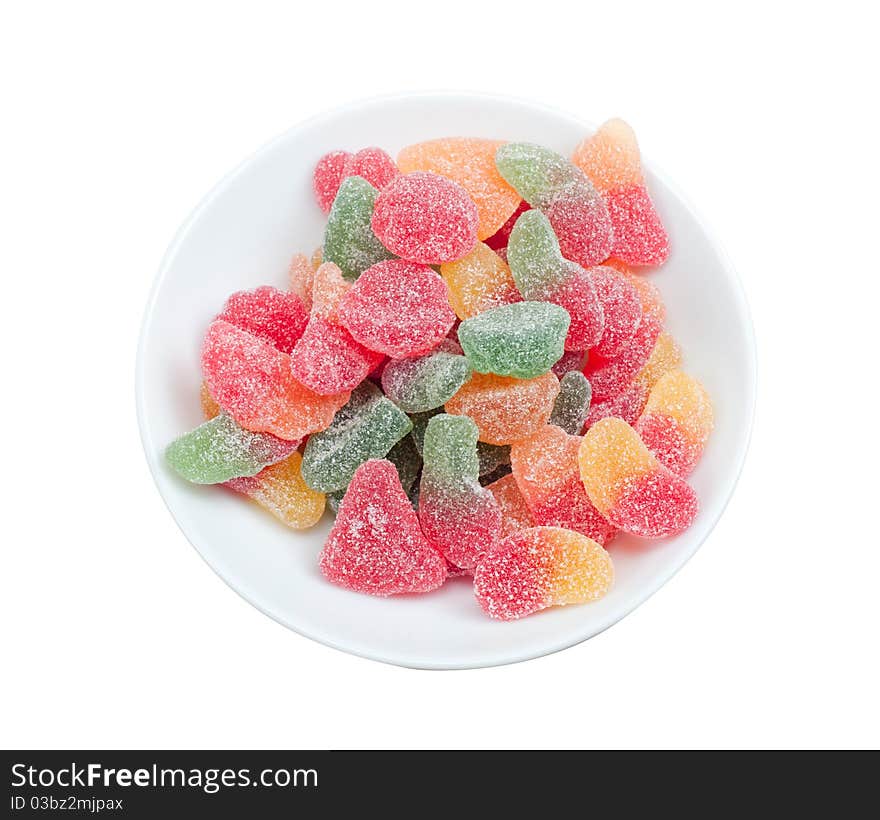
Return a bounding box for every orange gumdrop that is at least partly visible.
[634,332,682,392]
[572,118,643,194]
[486,473,534,537]
[445,372,559,445]
[397,138,522,241]
[199,381,221,420]
[289,252,319,310]
[310,262,351,324]
[439,242,521,320]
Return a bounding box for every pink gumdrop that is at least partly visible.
[216,286,308,355]
[343,147,399,190]
[606,184,669,267]
[319,459,447,596]
[583,379,648,430]
[588,266,643,358]
[548,265,605,351]
[371,172,479,265]
[485,200,530,251]
[290,316,383,396]
[338,259,456,357]
[544,194,614,269]
[313,150,352,213]
[585,313,662,402]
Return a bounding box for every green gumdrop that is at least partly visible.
[301,383,412,492]
[323,176,394,281]
[165,413,294,484]
[495,143,578,207]
[408,408,442,455]
[507,210,570,299]
[549,371,592,435]
[381,345,472,413]
[385,435,422,495]
[422,414,480,484]
[458,301,570,379]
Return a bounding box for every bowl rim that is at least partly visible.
[135,91,757,669]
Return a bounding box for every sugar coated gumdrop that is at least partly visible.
[573,119,669,266]
[418,414,502,570]
[380,340,472,413]
[552,350,587,378]
[371,172,479,264]
[397,138,521,240]
[216,286,308,354]
[588,266,644,359]
[495,142,613,268]
[439,242,521,320]
[585,312,662,403]
[200,381,220,420]
[445,371,560,445]
[313,150,351,213]
[309,262,352,323]
[226,451,325,530]
[384,434,422,496]
[486,474,534,537]
[549,371,592,434]
[634,332,682,392]
[301,382,412,493]
[511,424,616,545]
[288,252,318,310]
[635,370,713,477]
[578,417,698,538]
[583,379,648,430]
[458,301,569,379]
[166,413,299,485]
[201,320,348,440]
[289,316,383,395]
[343,147,399,190]
[473,527,614,620]
[338,259,456,357]
[485,200,530,251]
[319,459,447,596]
[323,176,395,281]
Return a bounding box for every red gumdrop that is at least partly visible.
[588,266,644,358]
[371,172,479,264]
[338,259,456,357]
[216,286,308,354]
[585,313,662,402]
[583,379,648,430]
[290,316,383,395]
[343,147,399,190]
[485,200,530,251]
[611,469,698,538]
[313,150,351,213]
[548,265,605,351]
[544,194,614,268]
[319,459,448,596]
[528,479,617,547]
[473,538,545,620]
[606,184,670,267]
[635,413,699,478]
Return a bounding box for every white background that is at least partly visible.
[2,1,878,750]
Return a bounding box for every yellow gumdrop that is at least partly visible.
[244,452,325,530]
[642,370,713,443]
[310,262,351,324]
[200,381,221,420]
[539,527,614,605]
[578,417,656,514]
[397,138,521,240]
[572,118,643,194]
[439,243,520,320]
[635,333,682,392]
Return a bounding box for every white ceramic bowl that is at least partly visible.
[137,93,756,669]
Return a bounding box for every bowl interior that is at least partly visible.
[137,94,755,669]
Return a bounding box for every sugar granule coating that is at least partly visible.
[588,266,644,359]
[313,150,351,213]
[439,242,521,320]
[473,527,613,620]
[485,200,530,251]
[585,312,662,403]
[338,259,456,358]
[625,268,666,325]
[166,413,299,485]
[552,350,587,379]
[548,264,604,351]
[584,379,648,430]
[635,332,682,392]
[371,172,479,265]
[606,185,670,267]
[216,286,308,354]
[289,316,383,396]
[343,147,399,191]
[301,382,413,493]
[458,301,569,379]
[319,459,447,596]
[310,262,352,323]
[225,451,325,530]
[549,371,592,435]
[486,474,535,537]
[445,371,560,445]
[578,417,698,538]
[635,370,713,477]
[397,138,521,240]
[511,424,616,546]
[288,252,318,310]
[572,118,642,194]
[201,320,349,441]
[418,414,502,570]
[323,176,395,281]
[380,340,472,413]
